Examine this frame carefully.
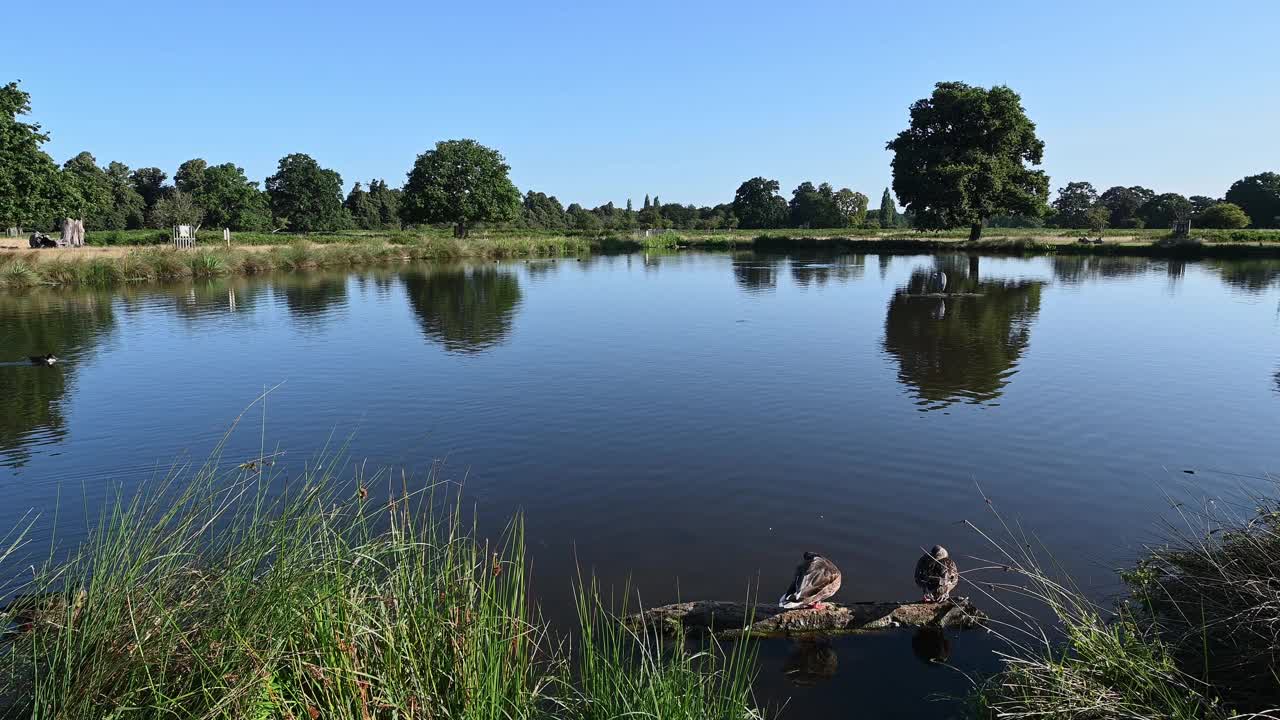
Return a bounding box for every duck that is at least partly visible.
[28,354,58,366]
[914,545,960,602]
[779,552,842,610]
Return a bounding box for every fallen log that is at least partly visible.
[629,598,984,638]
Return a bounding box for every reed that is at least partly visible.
[571,577,762,720]
[968,482,1280,719]
[0,436,764,719]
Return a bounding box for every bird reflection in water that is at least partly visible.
[911,627,952,665]
[782,639,838,687]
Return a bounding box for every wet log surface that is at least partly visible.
[629,598,984,638]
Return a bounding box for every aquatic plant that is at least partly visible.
[572,577,761,720]
[0,434,764,719]
[968,483,1280,719]
[187,250,229,278]
[0,259,41,287]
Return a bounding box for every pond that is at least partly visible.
[2,251,1278,718]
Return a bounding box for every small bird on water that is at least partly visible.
[914,545,960,602]
[779,552,842,610]
[28,354,58,365]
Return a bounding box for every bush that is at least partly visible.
[1198,203,1251,229]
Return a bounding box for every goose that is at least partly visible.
[779,552,842,610]
[28,354,58,366]
[914,545,960,602]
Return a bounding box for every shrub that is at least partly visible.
[1198,203,1251,229]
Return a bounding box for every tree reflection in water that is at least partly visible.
[732,255,781,295]
[279,273,350,327]
[790,255,866,288]
[0,290,116,468]
[401,266,523,354]
[883,259,1043,411]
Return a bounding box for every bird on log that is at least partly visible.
[628,548,981,638]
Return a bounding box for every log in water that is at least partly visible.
[629,598,984,638]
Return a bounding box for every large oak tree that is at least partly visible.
[887,82,1049,241]
[265,153,346,232]
[731,176,788,229]
[400,139,520,238]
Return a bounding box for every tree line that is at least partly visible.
[1043,180,1269,232]
[4,80,1279,239]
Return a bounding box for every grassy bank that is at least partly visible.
[0,448,762,719]
[0,237,596,288]
[5,227,1280,290]
[971,485,1280,719]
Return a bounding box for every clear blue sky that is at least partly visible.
[8,0,1278,207]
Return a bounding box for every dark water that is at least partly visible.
[2,252,1278,717]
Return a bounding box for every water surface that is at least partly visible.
[2,252,1278,717]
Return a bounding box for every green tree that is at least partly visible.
[129,167,168,214]
[148,189,204,229]
[344,179,401,230]
[0,81,64,230]
[566,203,601,231]
[887,82,1049,241]
[174,158,208,195]
[265,153,346,232]
[636,195,661,228]
[1098,186,1155,228]
[1224,172,1280,228]
[1198,202,1251,229]
[1188,195,1218,220]
[197,163,271,230]
[833,188,868,227]
[1138,193,1192,229]
[520,191,567,230]
[399,139,520,238]
[368,180,401,229]
[732,177,788,229]
[1050,181,1100,228]
[104,161,146,229]
[1085,205,1109,234]
[344,182,372,226]
[789,182,845,228]
[878,187,896,228]
[61,151,114,228]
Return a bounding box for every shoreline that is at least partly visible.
[2,231,1278,289]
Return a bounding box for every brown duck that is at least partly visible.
[914,545,960,602]
[779,552,842,610]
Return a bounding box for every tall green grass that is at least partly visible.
[572,577,761,720]
[967,485,1280,720]
[0,438,764,719]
